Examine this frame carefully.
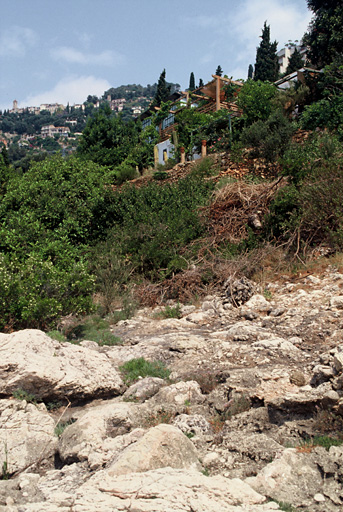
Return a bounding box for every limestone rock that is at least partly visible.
[122,377,165,402]
[107,424,202,475]
[150,380,205,409]
[173,414,212,436]
[74,467,272,512]
[58,401,145,469]
[0,330,124,400]
[0,399,57,476]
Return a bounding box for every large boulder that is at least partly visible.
[0,330,124,400]
[0,399,57,476]
[74,467,272,512]
[107,424,202,475]
[58,401,146,469]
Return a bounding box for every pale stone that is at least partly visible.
[0,330,123,400]
[107,424,202,475]
[0,399,57,475]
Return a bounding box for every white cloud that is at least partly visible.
[19,75,111,108]
[0,26,37,57]
[231,0,312,64]
[51,46,125,66]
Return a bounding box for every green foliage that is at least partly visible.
[153,170,168,180]
[268,133,343,249]
[175,108,209,157]
[119,357,171,385]
[237,80,277,125]
[104,174,213,280]
[285,48,304,75]
[189,72,195,91]
[12,388,37,403]
[151,69,171,108]
[1,444,9,480]
[215,65,223,77]
[254,22,279,82]
[62,315,122,346]
[241,110,294,162]
[77,104,139,167]
[300,93,343,130]
[154,303,182,319]
[304,0,343,68]
[301,435,343,451]
[54,419,76,437]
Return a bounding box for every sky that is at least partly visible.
[0,0,313,111]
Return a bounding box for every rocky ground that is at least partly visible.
[1,263,343,511]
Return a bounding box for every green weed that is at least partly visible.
[119,357,170,385]
[12,388,38,404]
[54,419,76,437]
[154,303,182,319]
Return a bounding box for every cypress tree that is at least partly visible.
[199,78,204,87]
[152,69,171,107]
[189,72,195,91]
[248,64,254,79]
[254,22,279,82]
[285,48,304,75]
[215,65,223,77]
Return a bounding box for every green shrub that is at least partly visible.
[62,315,122,346]
[241,110,294,162]
[54,419,76,437]
[12,388,37,404]
[154,303,182,319]
[153,170,168,180]
[300,94,343,131]
[119,357,170,385]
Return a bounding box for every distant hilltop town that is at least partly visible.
[9,100,85,115]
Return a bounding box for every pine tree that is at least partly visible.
[215,65,223,77]
[152,69,171,107]
[254,22,279,82]
[248,64,254,79]
[189,72,195,91]
[285,48,304,75]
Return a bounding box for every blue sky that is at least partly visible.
[0,0,312,111]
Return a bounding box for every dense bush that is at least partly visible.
[241,110,294,162]
[300,94,343,131]
[237,80,277,125]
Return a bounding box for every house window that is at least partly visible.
[163,149,168,162]
[162,114,175,130]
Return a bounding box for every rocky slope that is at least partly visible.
[1,263,343,511]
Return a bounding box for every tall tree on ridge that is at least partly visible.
[216,65,223,77]
[254,22,279,82]
[189,72,195,91]
[248,64,254,79]
[199,78,204,87]
[152,69,171,108]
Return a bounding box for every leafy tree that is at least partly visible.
[285,48,304,74]
[304,0,343,68]
[189,72,195,91]
[237,80,277,125]
[152,69,171,107]
[254,22,279,82]
[248,64,254,79]
[216,65,223,77]
[77,104,138,167]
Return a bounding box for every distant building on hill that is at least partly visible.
[41,125,70,138]
[277,45,307,74]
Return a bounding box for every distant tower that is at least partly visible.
[13,99,18,112]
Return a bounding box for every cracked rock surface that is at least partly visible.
[1,265,343,511]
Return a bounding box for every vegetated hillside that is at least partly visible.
[0,0,342,333]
